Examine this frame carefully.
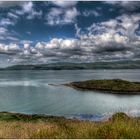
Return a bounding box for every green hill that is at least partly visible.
[1,60,140,70]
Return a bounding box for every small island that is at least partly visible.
[65,79,140,94]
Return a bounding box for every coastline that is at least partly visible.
[0,111,111,122]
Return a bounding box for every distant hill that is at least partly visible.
[1,60,140,70]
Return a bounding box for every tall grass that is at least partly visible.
[0,112,140,139]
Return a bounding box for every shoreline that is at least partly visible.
[0,111,139,122]
[0,111,109,122]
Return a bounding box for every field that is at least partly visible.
[0,112,140,139]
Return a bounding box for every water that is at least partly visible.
[0,69,140,120]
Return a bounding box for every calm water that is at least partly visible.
[0,69,140,120]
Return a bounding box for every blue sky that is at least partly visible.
[0,1,140,67]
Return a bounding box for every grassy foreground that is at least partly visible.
[0,112,140,138]
[66,79,140,94]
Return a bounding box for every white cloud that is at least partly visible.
[35,38,79,52]
[46,7,78,25]
[0,43,20,54]
[13,2,42,20]
[73,13,140,61]
[51,1,77,7]
[74,24,81,37]
[0,18,15,27]
[20,40,33,45]
[83,10,100,17]
[1,11,140,64]
[46,1,78,26]
[27,10,42,20]
[0,2,36,36]
[8,12,19,19]
[8,44,20,51]
[0,27,19,41]
[42,12,140,62]
[6,36,19,42]
[22,1,33,13]
[105,1,140,11]
[0,27,8,35]
[24,43,30,50]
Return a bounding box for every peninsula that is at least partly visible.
[65,79,140,94]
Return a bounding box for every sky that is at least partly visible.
[0,1,140,67]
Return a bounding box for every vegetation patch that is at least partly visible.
[66,79,140,94]
[0,112,140,138]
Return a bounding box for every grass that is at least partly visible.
[67,79,140,94]
[0,112,140,138]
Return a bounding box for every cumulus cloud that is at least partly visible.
[46,7,78,25]
[0,43,20,55]
[46,1,78,25]
[15,2,42,20]
[1,2,140,65]
[35,38,81,59]
[75,13,140,60]
[1,12,140,64]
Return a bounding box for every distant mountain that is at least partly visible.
[1,60,140,70]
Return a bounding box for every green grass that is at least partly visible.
[0,112,140,138]
[68,79,140,93]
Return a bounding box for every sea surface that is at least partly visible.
[0,69,140,121]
